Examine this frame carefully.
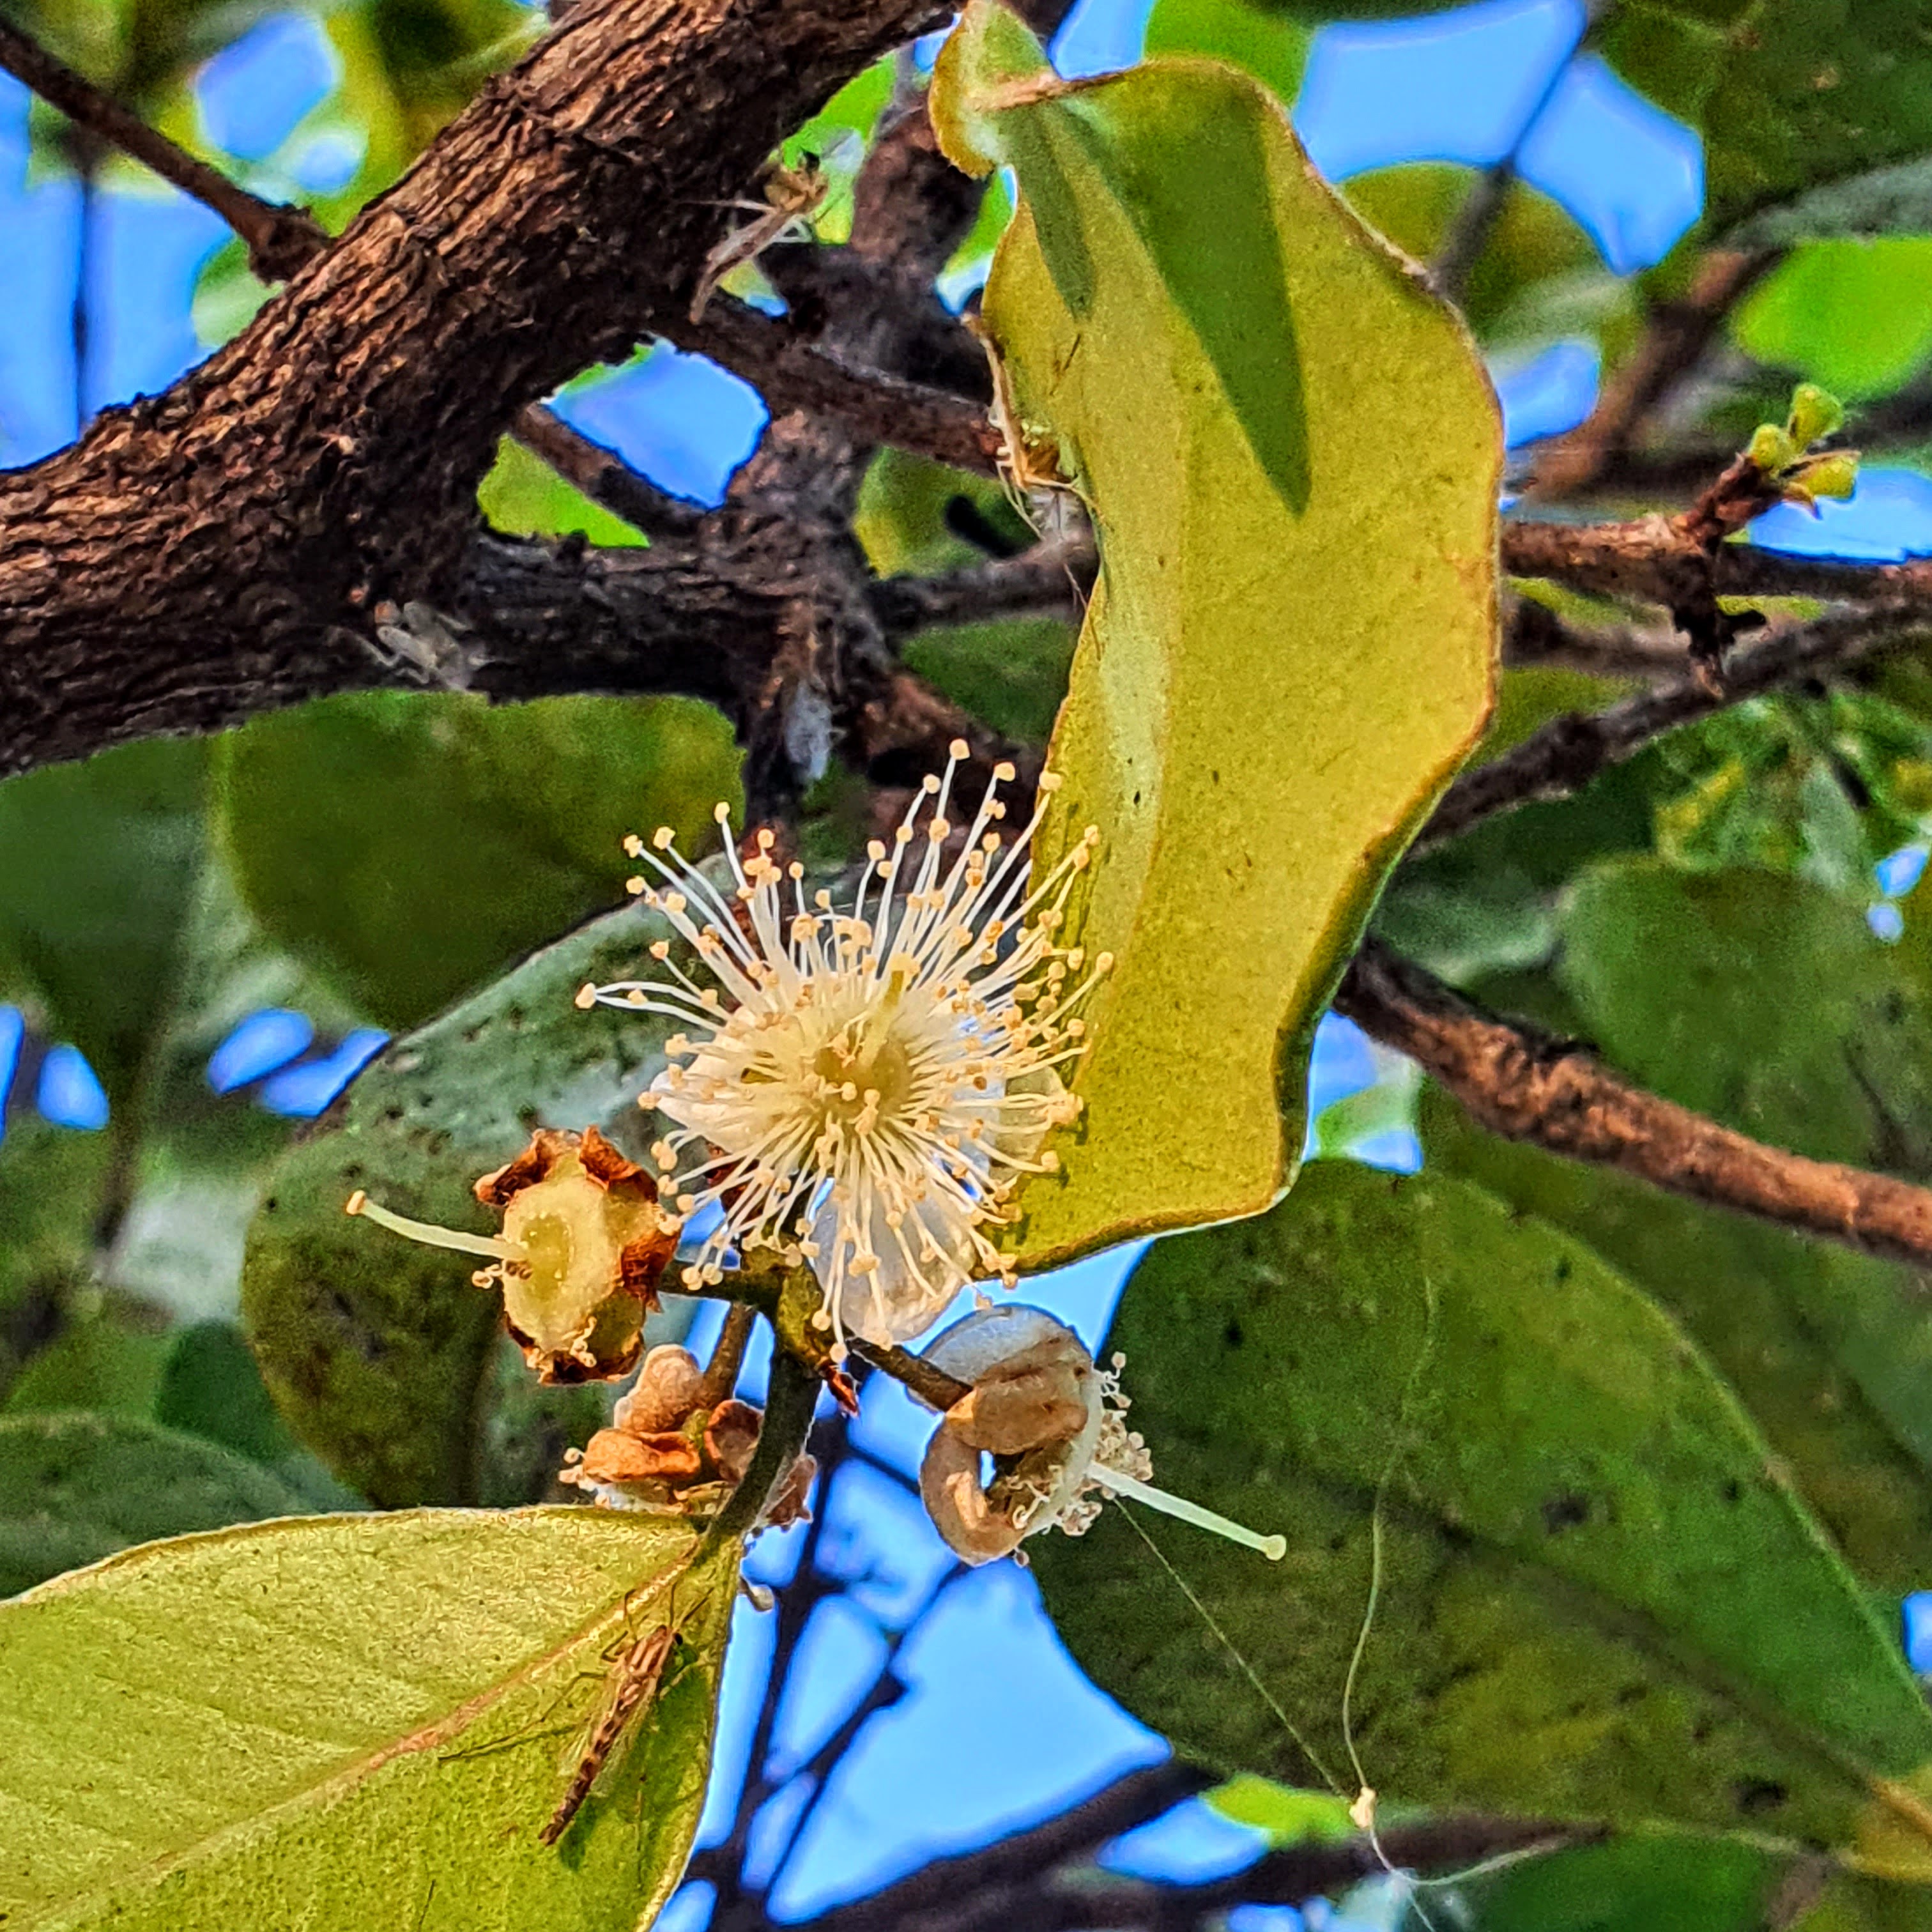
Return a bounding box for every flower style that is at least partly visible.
[917,1305,1285,1567]
[576,743,1111,1351]
[346,1125,679,1383]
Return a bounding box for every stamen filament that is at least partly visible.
[1087,1463,1285,1561]
[345,1190,526,1264]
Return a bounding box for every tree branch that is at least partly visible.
[1418,605,1932,852]
[1526,247,1784,500]
[0,17,326,282]
[1336,939,1932,1272]
[870,532,1094,641]
[0,0,954,776]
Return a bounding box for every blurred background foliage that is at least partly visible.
[15,0,1932,1924]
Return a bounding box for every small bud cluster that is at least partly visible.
[1748,381,1859,511]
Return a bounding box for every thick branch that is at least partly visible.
[0,0,952,777]
[1337,940,1932,1271]
[0,18,326,281]
[1418,606,1931,851]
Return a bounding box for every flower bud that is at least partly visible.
[1787,381,1845,448]
[1748,422,1795,473]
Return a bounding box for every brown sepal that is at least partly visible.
[475,1127,574,1209]
[578,1427,705,1485]
[618,1229,676,1312]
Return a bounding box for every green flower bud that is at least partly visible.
[1749,422,1796,472]
[1792,450,1859,502]
[1788,382,1845,448]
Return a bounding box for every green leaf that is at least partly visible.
[1340,164,1601,341]
[0,1510,736,1928]
[0,1121,111,1374]
[1734,240,1932,402]
[1600,2,1932,236]
[1423,1082,1932,1597]
[1143,0,1308,105]
[241,902,680,1506]
[155,1321,365,1509]
[216,690,742,1032]
[1030,1162,1932,1859]
[1409,861,1932,1593]
[931,4,1498,1266]
[1457,1833,1784,1932]
[0,740,206,1106]
[478,436,648,548]
[1204,1774,1354,1844]
[0,1412,309,1597]
[901,617,1077,746]
[1557,860,1932,1169]
[4,1308,173,1422]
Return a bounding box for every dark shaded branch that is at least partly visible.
[1526,247,1783,500]
[783,1761,1215,1932]
[870,532,1094,641]
[0,14,709,556]
[0,17,326,282]
[1418,606,1932,852]
[664,300,1003,479]
[0,0,954,778]
[1337,940,1932,1272]
[509,405,708,540]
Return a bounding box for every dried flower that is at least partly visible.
[576,743,1110,1352]
[917,1305,1285,1566]
[559,1342,816,1528]
[346,1125,679,1383]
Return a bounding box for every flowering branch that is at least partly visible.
[1335,939,1932,1272]
[1418,605,1932,852]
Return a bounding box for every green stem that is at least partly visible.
[704,1341,819,1545]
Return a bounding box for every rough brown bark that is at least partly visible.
[1337,940,1932,1271]
[0,0,950,778]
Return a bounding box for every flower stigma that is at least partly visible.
[577,743,1110,1352]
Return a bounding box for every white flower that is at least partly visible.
[576,744,1110,1351]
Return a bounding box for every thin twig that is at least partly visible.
[701,1301,760,1408]
[1418,605,1931,851]
[1336,939,1932,1272]
[509,405,708,540]
[870,533,1095,643]
[847,1335,970,1411]
[0,17,326,282]
[663,301,1002,475]
[1526,247,1784,500]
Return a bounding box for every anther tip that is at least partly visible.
[344,1189,367,1217]
[574,983,597,1009]
[949,737,969,760]
[1259,1535,1286,1562]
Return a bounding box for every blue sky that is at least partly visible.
[11,0,1932,1924]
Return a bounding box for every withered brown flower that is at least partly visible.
[347,1124,680,1383]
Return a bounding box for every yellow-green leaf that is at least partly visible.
[0,1510,735,1930]
[930,5,1499,1266]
